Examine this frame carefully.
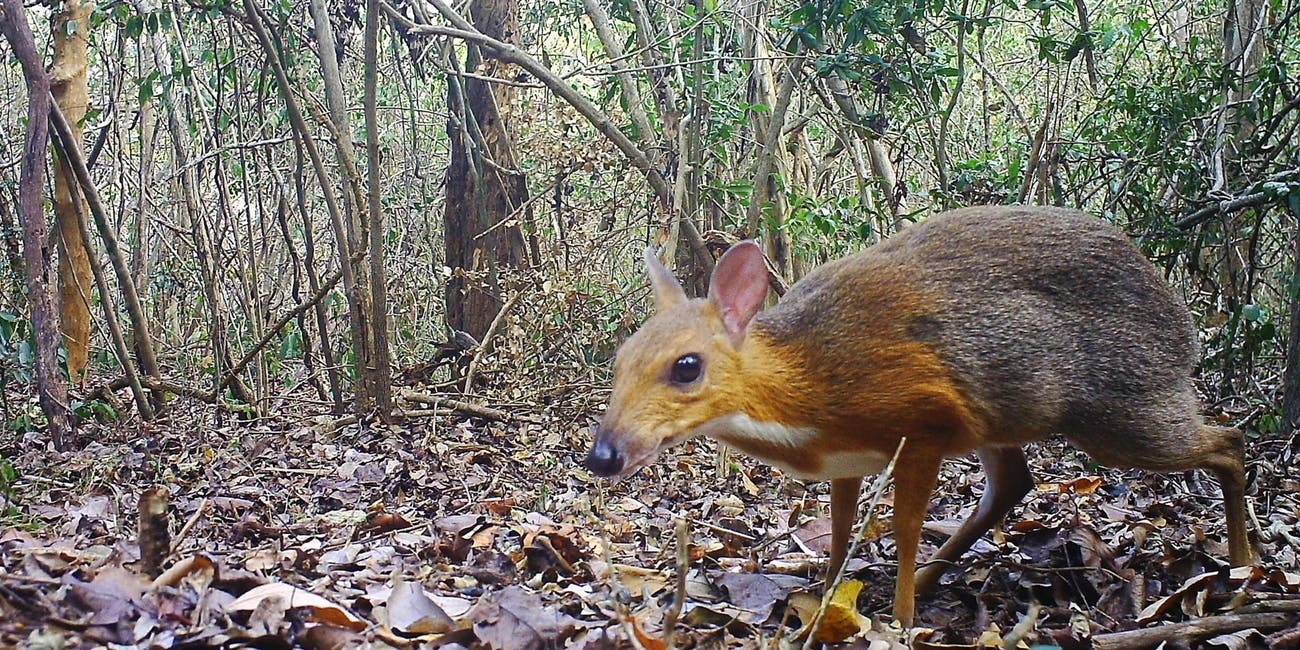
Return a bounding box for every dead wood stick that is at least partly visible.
[138,487,170,578]
[462,290,521,392]
[664,514,689,650]
[1091,612,1297,650]
[399,388,531,422]
[171,497,209,554]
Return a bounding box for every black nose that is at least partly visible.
[585,438,624,476]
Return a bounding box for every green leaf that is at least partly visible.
[125,15,144,38]
[0,460,18,486]
[281,330,303,359]
[137,71,159,104]
[17,340,32,367]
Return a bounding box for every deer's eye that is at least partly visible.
[671,354,703,384]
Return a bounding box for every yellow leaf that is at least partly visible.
[790,580,867,643]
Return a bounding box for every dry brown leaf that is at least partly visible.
[628,615,666,650]
[227,583,367,632]
[737,470,760,496]
[386,578,454,635]
[299,624,366,650]
[359,511,410,536]
[794,516,834,556]
[1136,570,1219,624]
[1036,476,1103,494]
[68,566,149,626]
[976,624,1003,647]
[1069,525,1116,569]
[613,564,671,595]
[469,585,580,649]
[1203,628,1267,649]
[483,498,516,516]
[1264,567,1300,591]
[714,572,807,624]
[150,553,216,590]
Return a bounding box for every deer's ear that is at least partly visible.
[645,247,687,312]
[708,241,769,343]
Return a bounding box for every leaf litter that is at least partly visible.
[0,405,1297,649]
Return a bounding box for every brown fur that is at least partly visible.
[589,205,1253,626]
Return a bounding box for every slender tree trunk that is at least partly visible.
[1069,0,1099,90]
[443,0,536,342]
[934,0,971,208]
[1281,222,1300,441]
[292,137,344,412]
[818,69,902,219]
[51,0,94,384]
[744,48,800,277]
[48,103,161,418]
[131,76,157,394]
[363,0,394,416]
[308,0,378,412]
[1212,0,1269,396]
[0,0,73,447]
[243,0,366,412]
[52,150,154,420]
[581,0,655,146]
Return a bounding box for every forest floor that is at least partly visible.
[1,387,1298,649]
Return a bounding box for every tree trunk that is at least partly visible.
[0,0,73,447]
[443,0,536,342]
[1211,0,1269,396]
[48,103,160,420]
[292,137,344,412]
[1281,200,1300,447]
[363,0,394,416]
[51,0,93,384]
[308,0,385,413]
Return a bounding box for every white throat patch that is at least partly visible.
[693,414,890,480]
[696,413,817,447]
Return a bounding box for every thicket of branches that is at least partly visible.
[0,0,1296,443]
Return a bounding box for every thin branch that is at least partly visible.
[462,290,521,392]
[1176,167,1300,229]
[1091,612,1295,650]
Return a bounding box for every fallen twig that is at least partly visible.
[1091,612,1297,650]
[171,497,210,555]
[398,388,535,422]
[664,515,688,649]
[463,290,522,392]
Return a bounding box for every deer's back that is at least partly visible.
[761,205,1196,440]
